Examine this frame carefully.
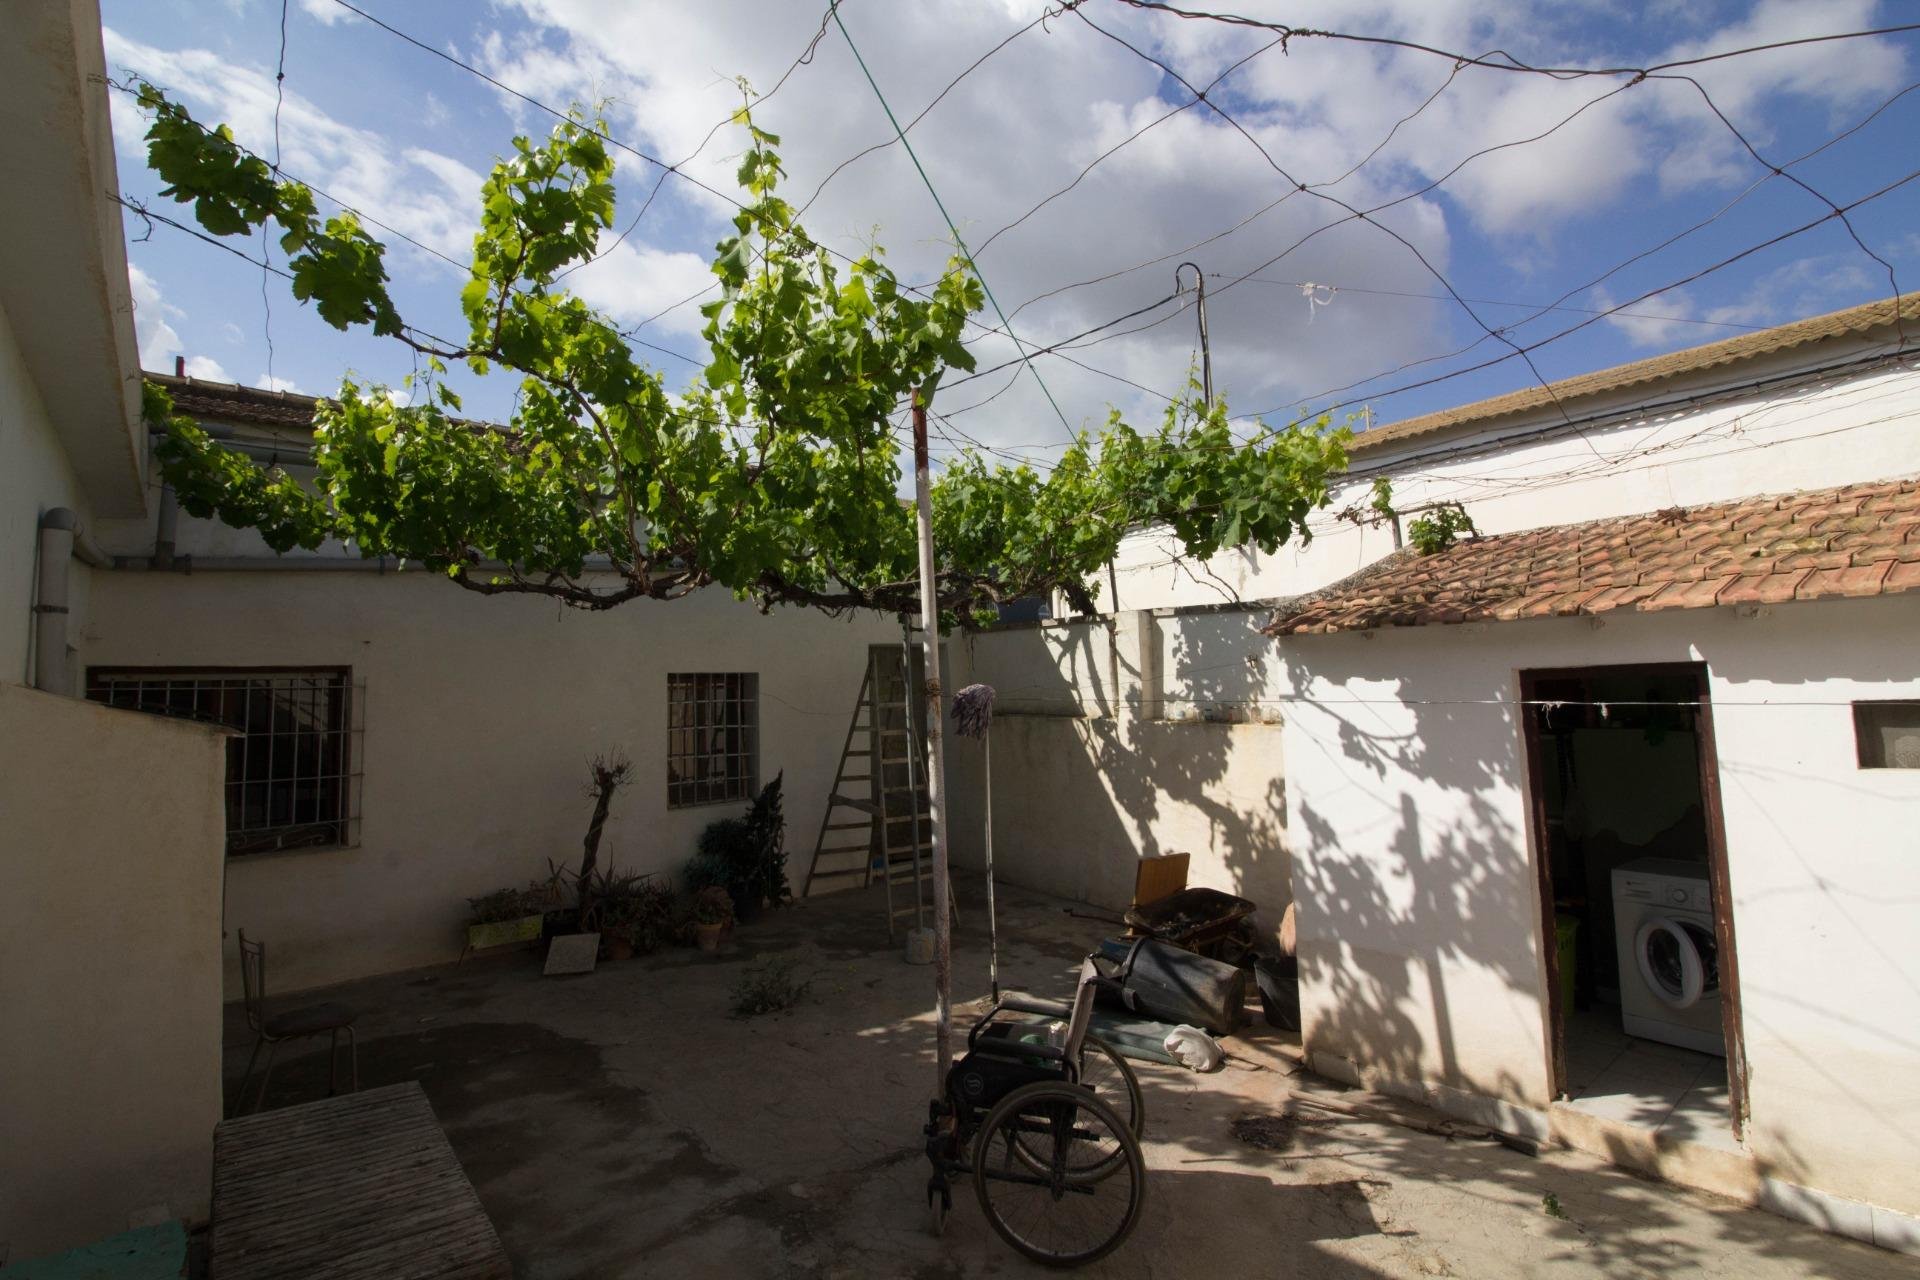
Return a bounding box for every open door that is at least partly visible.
[1520,663,1749,1141]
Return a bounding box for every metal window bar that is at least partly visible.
[85,670,364,856]
[666,672,758,807]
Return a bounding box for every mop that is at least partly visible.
[951,683,999,1001]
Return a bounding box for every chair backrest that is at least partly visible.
[1061,956,1100,1065]
[237,929,267,1032]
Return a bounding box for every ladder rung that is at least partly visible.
[810,868,869,883]
[815,844,872,856]
[839,774,872,784]
[880,756,912,765]
[885,844,933,856]
[824,821,872,831]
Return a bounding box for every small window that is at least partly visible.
[668,673,759,807]
[87,668,360,854]
[1854,701,1920,769]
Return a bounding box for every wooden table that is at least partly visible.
[212,1082,511,1279]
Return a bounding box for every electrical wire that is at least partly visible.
[830,3,1078,444]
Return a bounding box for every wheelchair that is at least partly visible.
[923,957,1148,1267]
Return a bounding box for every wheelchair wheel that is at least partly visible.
[1079,1034,1145,1142]
[973,1080,1146,1267]
[1010,1034,1144,1181]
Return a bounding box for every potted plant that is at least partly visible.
[464,886,544,958]
[590,869,675,961]
[691,817,761,921]
[694,886,734,953]
[686,774,789,924]
[745,773,789,911]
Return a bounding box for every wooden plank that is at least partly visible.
[211,1082,509,1280]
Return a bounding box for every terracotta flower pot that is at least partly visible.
[696,921,725,952]
[608,936,636,962]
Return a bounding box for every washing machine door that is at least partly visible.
[1634,916,1720,1009]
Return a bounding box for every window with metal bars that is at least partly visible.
[667,673,758,807]
[86,668,360,856]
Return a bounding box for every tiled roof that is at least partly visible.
[148,371,323,431]
[1350,292,1920,457]
[1265,476,1920,636]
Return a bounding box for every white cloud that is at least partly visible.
[256,373,304,393]
[1595,287,1702,348]
[106,1,1919,449]
[128,261,185,371]
[129,260,238,380]
[297,0,352,26]
[565,242,717,340]
[103,28,481,265]
[1701,256,1881,329]
[184,355,234,382]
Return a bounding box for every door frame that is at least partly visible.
[1518,661,1750,1140]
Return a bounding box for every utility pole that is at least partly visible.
[1175,262,1212,404]
[910,389,953,1089]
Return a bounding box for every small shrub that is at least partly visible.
[730,957,811,1017]
[467,886,541,924]
[1407,504,1475,555]
[593,872,676,954]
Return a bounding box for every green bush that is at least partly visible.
[730,957,811,1017]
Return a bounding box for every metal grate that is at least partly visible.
[86,668,362,856]
[667,672,758,807]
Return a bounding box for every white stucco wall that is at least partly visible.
[1276,595,1920,1219]
[0,683,226,1259]
[81,568,897,993]
[1110,352,1920,611]
[947,608,1291,940]
[0,303,95,691]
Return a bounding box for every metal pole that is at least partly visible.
[984,733,998,1003]
[901,618,927,932]
[911,389,953,1089]
[1176,262,1212,405]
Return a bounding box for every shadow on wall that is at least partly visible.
[947,612,1289,932]
[1281,648,1549,1107]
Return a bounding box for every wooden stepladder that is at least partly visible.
[803,641,956,939]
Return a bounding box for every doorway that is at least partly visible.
[1520,663,1747,1147]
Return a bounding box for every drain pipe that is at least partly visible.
[31,510,109,694]
[153,484,179,569]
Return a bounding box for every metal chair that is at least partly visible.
[234,929,358,1116]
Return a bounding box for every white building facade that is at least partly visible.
[946,295,1920,1253]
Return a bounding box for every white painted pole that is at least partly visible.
[911,390,953,1089]
[984,732,998,1003]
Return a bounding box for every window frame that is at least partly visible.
[85,665,360,856]
[1853,699,1920,770]
[666,672,760,808]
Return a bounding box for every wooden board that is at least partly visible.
[1131,852,1190,910]
[212,1082,510,1280]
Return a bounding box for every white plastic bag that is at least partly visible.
[1163,1023,1225,1073]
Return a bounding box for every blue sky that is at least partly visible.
[102,0,1920,462]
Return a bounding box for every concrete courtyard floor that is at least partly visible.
[230,877,1911,1279]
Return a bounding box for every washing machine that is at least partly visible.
[1612,857,1726,1056]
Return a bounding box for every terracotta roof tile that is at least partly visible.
[149,371,323,431]
[1350,292,1919,457]
[1266,476,1920,636]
